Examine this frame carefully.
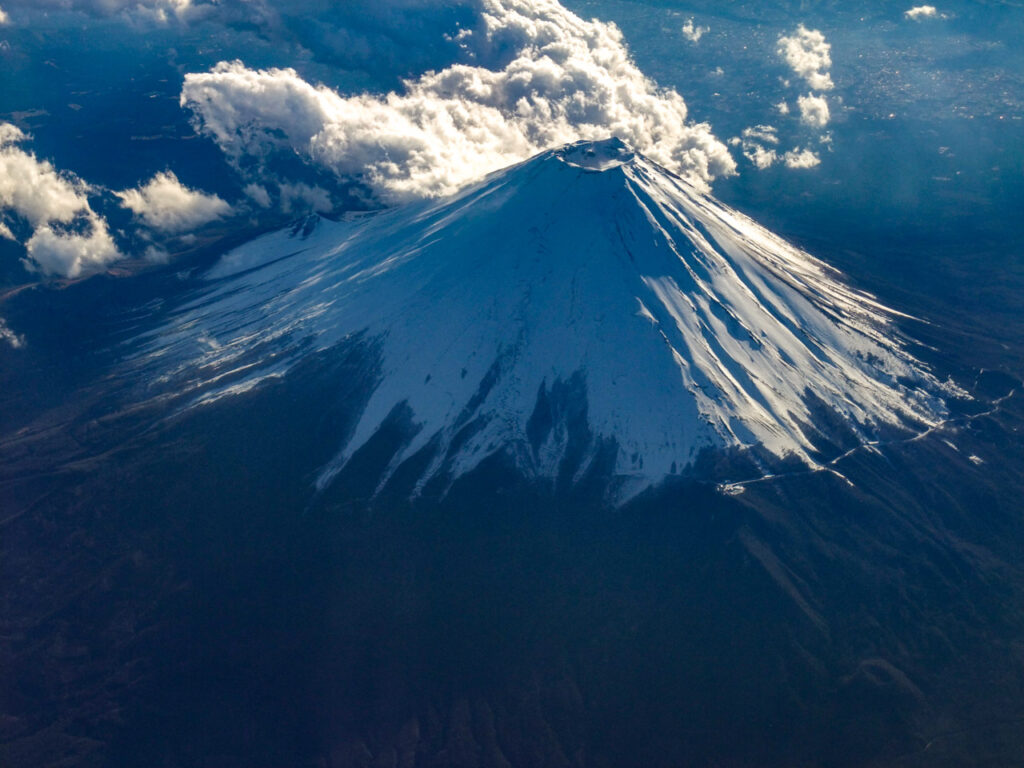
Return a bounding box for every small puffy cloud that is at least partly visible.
[777,24,834,91]
[0,6,9,24]
[0,123,123,277]
[25,216,121,278]
[732,125,779,170]
[0,124,91,227]
[117,170,231,233]
[783,148,821,169]
[181,0,735,203]
[243,183,272,209]
[682,18,708,43]
[797,93,830,128]
[741,125,779,145]
[904,5,946,20]
[743,145,777,170]
[0,317,24,349]
[776,101,790,115]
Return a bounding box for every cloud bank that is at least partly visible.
[181,0,736,203]
[117,171,232,233]
[777,25,834,91]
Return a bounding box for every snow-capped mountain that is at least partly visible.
[135,138,950,499]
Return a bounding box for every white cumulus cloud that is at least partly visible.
[0,6,9,25]
[682,18,708,43]
[783,148,821,169]
[731,125,780,170]
[777,24,834,92]
[25,216,121,278]
[741,125,779,145]
[797,93,830,128]
[181,0,735,203]
[742,145,777,171]
[0,124,92,227]
[904,5,946,20]
[0,123,123,277]
[117,170,232,233]
[1,122,240,276]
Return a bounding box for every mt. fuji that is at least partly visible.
[5,2,1024,766]
[135,138,951,500]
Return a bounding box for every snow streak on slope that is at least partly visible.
[133,139,950,499]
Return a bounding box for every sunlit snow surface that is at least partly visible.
[133,139,951,498]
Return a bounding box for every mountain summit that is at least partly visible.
[139,138,950,498]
